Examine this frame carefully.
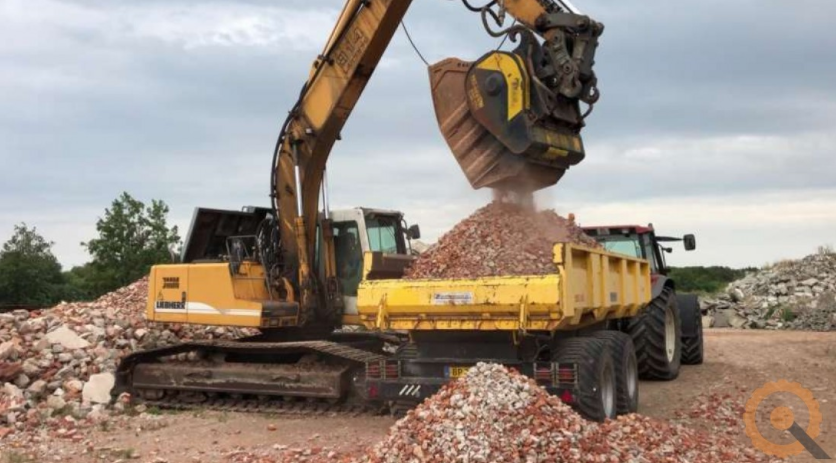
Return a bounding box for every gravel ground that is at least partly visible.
[1,329,834,463]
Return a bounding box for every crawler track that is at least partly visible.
[138,392,383,417]
[115,334,400,417]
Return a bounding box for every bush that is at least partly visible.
[667,266,754,294]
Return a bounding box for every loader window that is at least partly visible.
[332,221,363,297]
[366,215,404,255]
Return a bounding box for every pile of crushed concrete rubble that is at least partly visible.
[229,364,775,463]
[0,278,251,431]
[357,364,774,463]
[702,250,836,331]
[405,201,599,280]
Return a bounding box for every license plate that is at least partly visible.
[446,366,470,379]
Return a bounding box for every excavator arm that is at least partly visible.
[270,0,413,327]
[269,0,604,327]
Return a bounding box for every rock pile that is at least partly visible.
[357,364,774,463]
[404,201,600,279]
[234,364,775,463]
[362,363,592,463]
[702,251,836,331]
[0,278,251,431]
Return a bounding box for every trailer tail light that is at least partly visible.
[534,363,553,384]
[366,362,381,379]
[368,383,379,399]
[366,361,400,380]
[556,364,578,387]
[384,361,400,379]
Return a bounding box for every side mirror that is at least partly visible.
[407,224,421,240]
[683,234,696,251]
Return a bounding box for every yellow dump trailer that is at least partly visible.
[355,244,656,421]
[357,244,651,333]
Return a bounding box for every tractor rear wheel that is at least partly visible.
[552,337,617,422]
[678,294,704,365]
[627,287,682,380]
[592,331,639,414]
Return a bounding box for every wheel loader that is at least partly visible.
[112,0,693,422]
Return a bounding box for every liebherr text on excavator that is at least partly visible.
[115,0,613,417]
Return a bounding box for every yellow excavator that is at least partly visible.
[115,0,606,413]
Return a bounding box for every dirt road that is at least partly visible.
[2,329,835,462]
[642,329,836,462]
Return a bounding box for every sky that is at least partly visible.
[1,0,835,269]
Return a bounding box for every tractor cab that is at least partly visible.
[581,225,696,276]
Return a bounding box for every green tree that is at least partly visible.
[0,224,65,306]
[83,192,180,296]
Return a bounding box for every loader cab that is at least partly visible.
[319,208,418,315]
[581,225,696,276]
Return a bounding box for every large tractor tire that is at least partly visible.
[627,287,682,380]
[678,294,704,365]
[552,337,617,422]
[591,331,639,414]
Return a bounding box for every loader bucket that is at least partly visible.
[429,58,567,193]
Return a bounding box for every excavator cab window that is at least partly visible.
[365,215,405,255]
[332,221,363,297]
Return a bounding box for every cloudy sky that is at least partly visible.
[2,0,835,269]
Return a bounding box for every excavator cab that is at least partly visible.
[320,208,416,319]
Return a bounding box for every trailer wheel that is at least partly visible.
[628,287,682,380]
[552,338,617,422]
[591,331,639,414]
[678,294,704,365]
